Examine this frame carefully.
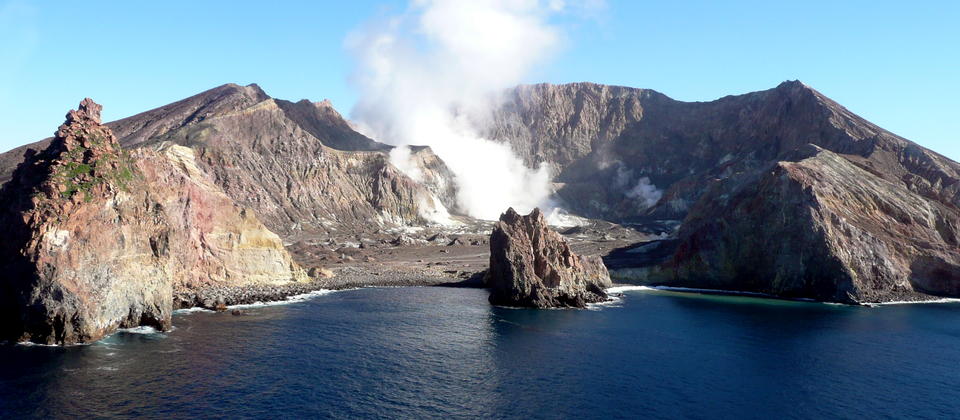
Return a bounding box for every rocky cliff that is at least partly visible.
[0,84,458,237]
[0,99,308,345]
[648,145,960,303]
[486,208,611,308]
[485,81,960,222]
[486,81,960,303]
[3,81,958,306]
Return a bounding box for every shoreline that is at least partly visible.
[11,278,960,348]
[173,267,485,311]
[174,275,960,315]
[609,284,960,307]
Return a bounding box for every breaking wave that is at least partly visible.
[226,289,341,310]
[118,326,164,335]
[866,298,960,307]
[173,307,214,315]
[606,285,655,294]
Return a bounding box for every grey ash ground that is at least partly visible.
[283,216,662,290]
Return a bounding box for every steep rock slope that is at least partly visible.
[485,81,960,222]
[147,97,455,234]
[0,84,458,237]
[488,81,960,303]
[138,142,309,292]
[485,82,648,172]
[0,99,307,345]
[486,208,611,308]
[649,145,960,304]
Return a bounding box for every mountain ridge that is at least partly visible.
[483,80,959,222]
[2,80,958,304]
[1,83,459,237]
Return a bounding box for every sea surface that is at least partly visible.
[2,286,960,419]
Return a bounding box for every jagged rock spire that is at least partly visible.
[485,207,611,308]
[68,97,102,124]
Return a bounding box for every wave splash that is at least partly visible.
[606,285,655,294]
[118,326,164,335]
[226,289,341,311]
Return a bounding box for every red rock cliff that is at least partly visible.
[0,99,307,345]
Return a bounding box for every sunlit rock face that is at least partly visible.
[0,99,307,345]
[485,207,611,308]
[1,81,957,310]
[0,84,459,238]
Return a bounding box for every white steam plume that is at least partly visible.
[615,163,663,210]
[348,0,593,220]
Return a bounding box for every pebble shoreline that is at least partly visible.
[173,268,484,310]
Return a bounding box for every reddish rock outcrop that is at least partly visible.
[485,208,611,308]
[0,99,308,345]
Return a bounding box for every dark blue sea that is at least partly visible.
[2,286,960,419]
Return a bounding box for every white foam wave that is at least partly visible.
[605,284,824,303]
[606,285,655,294]
[16,341,61,347]
[637,286,960,307]
[117,326,163,335]
[586,296,624,311]
[173,307,214,315]
[867,298,960,306]
[585,285,654,311]
[226,289,338,310]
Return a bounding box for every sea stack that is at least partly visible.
[0,99,309,345]
[485,207,611,308]
[0,99,175,344]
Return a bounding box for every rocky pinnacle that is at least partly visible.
[485,207,611,308]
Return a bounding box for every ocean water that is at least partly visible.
[3,286,960,419]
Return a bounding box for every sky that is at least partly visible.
[1,0,957,160]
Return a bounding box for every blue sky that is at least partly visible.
[1,0,957,160]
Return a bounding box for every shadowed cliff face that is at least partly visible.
[485,207,611,308]
[485,81,960,303]
[0,84,458,237]
[485,81,960,222]
[649,145,960,304]
[0,99,308,345]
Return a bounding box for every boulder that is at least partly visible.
[485,208,611,308]
[309,267,335,279]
